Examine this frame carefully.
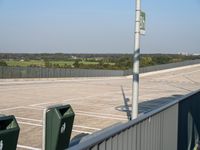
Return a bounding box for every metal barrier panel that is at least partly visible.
[69,102,179,150]
[14,67,20,78]
[68,91,200,150]
[49,68,54,78]
[60,69,65,77]
[0,66,3,78]
[178,91,200,150]
[2,66,5,78]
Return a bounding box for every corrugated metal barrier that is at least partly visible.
[68,90,200,150]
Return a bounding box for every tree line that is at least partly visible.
[0,53,199,70]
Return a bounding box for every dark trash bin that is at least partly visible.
[44,104,75,150]
[0,115,20,150]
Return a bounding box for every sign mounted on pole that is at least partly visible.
[140,11,146,35]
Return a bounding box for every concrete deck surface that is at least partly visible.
[0,64,200,150]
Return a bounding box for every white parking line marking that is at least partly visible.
[17,145,41,150]
[17,117,101,130]
[76,110,125,118]
[76,112,127,121]
[16,117,42,122]
[18,121,42,127]
[0,106,22,112]
[20,106,127,120]
[18,121,94,134]
[17,106,127,121]
[74,125,101,131]
[16,117,101,130]
[72,129,92,134]
[29,91,122,107]
[22,106,44,111]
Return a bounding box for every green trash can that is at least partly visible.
[43,104,75,150]
[0,115,20,150]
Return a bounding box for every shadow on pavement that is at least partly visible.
[116,86,183,120]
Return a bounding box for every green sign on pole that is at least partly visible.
[140,11,146,35]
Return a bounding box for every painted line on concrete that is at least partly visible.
[72,129,92,134]
[22,106,127,120]
[18,121,93,134]
[74,125,101,131]
[70,100,124,108]
[17,144,41,150]
[18,121,42,127]
[17,117,101,131]
[21,106,44,111]
[0,106,22,112]
[30,101,118,110]
[76,112,127,121]
[29,90,122,107]
[76,110,126,118]
[16,117,42,123]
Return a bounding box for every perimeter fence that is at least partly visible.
[0,67,124,78]
[0,59,199,78]
[124,59,200,75]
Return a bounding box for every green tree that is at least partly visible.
[115,56,132,70]
[0,60,8,66]
[44,59,52,68]
[73,60,80,68]
[140,56,154,67]
[53,64,60,68]
[99,60,104,66]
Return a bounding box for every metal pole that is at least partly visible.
[132,0,141,120]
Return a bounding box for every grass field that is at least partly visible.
[6,60,45,67]
[50,60,75,66]
[5,59,115,67]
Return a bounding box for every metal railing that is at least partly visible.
[68,90,200,150]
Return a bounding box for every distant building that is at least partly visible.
[192,53,200,56]
[71,56,77,59]
[178,52,200,56]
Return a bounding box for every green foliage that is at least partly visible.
[115,56,132,70]
[73,60,80,68]
[140,56,154,67]
[1,53,199,70]
[0,60,8,66]
[44,59,51,67]
[6,59,44,67]
[51,63,60,68]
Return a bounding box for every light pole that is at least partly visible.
[132,0,141,120]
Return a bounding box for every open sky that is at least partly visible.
[0,0,199,54]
